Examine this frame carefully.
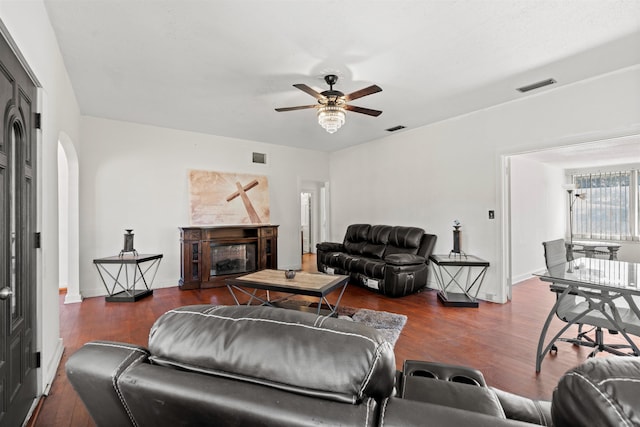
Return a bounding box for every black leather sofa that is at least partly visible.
[66,305,640,427]
[316,224,437,297]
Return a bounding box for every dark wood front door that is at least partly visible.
[0,32,38,426]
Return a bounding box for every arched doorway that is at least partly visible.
[57,133,81,303]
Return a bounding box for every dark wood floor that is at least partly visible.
[32,254,638,426]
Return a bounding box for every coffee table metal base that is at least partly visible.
[226,270,349,317]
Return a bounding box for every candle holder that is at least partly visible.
[449,220,466,258]
[119,229,139,257]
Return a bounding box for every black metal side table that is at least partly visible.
[429,254,490,308]
[93,253,163,302]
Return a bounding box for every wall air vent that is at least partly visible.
[517,78,557,93]
[252,152,266,164]
[386,125,406,132]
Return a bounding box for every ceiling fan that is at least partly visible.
[275,75,382,134]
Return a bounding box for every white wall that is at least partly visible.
[510,156,565,283]
[0,0,81,396]
[79,117,330,296]
[329,66,640,303]
[619,242,640,262]
[57,143,69,288]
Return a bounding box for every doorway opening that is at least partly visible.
[299,181,329,265]
[57,134,81,303]
[503,131,640,301]
[301,192,312,254]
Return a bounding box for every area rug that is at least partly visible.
[337,307,407,347]
[232,300,408,347]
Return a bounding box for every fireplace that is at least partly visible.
[179,225,278,289]
[210,243,256,276]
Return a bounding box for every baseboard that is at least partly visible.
[80,286,108,298]
[25,338,64,426]
[426,282,506,304]
[512,270,541,285]
[43,337,64,395]
[63,292,83,304]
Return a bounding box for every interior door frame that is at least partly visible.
[300,191,312,254]
[298,180,330,259]
[0,19,42,426]
[500,126,640,304]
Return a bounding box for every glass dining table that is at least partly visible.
[534,257,640,372]
[567,240,621,260]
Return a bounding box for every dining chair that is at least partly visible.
[541,239,637,358]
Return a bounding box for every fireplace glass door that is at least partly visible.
[210,243,257,276]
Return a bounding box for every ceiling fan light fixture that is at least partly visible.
[276,74,381,133]
[317,104,346,134]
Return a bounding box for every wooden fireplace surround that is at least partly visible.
[179,225,278,289]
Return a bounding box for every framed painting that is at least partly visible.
[188,170,270,225]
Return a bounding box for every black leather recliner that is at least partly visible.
[316,224,437,297]
[66,305,640,427]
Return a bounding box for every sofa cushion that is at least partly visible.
[343,224,371,255]
[353,257,387,279]
[362,225,392,259]
[148,305,396,404]
[119,363,381,427]
[318,250,338,267]
[385,227,425,256]
[331,253,361,271]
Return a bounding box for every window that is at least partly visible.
[571,169,639,241]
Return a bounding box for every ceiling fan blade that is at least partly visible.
[293,84,325,100]
[275,105,318,112]
[345,105,383,117]
[345,85,382,102]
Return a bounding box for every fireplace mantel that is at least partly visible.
[178,224,278,289]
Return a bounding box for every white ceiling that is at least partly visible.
[516,134,640,169]
[43,0,640,153]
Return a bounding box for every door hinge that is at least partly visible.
[34,113,41,129]
[34,232,41,249]
[36,351,41,368]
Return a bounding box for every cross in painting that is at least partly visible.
[226,179,262,223]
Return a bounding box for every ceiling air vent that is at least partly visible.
[517,78,556,93]
[386,125,406,132]
[252,152,266,164]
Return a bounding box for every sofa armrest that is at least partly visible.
[491,388,552,426]
[382,257,429,297]
[316,242,345,252]
[384,253,426,266]
[402,376,506,418]
[417,233,438,258]
[552,356,640,427]
[380,398,534,427]
[66,341,150,427]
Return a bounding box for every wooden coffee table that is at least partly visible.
[225,269,349,316]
